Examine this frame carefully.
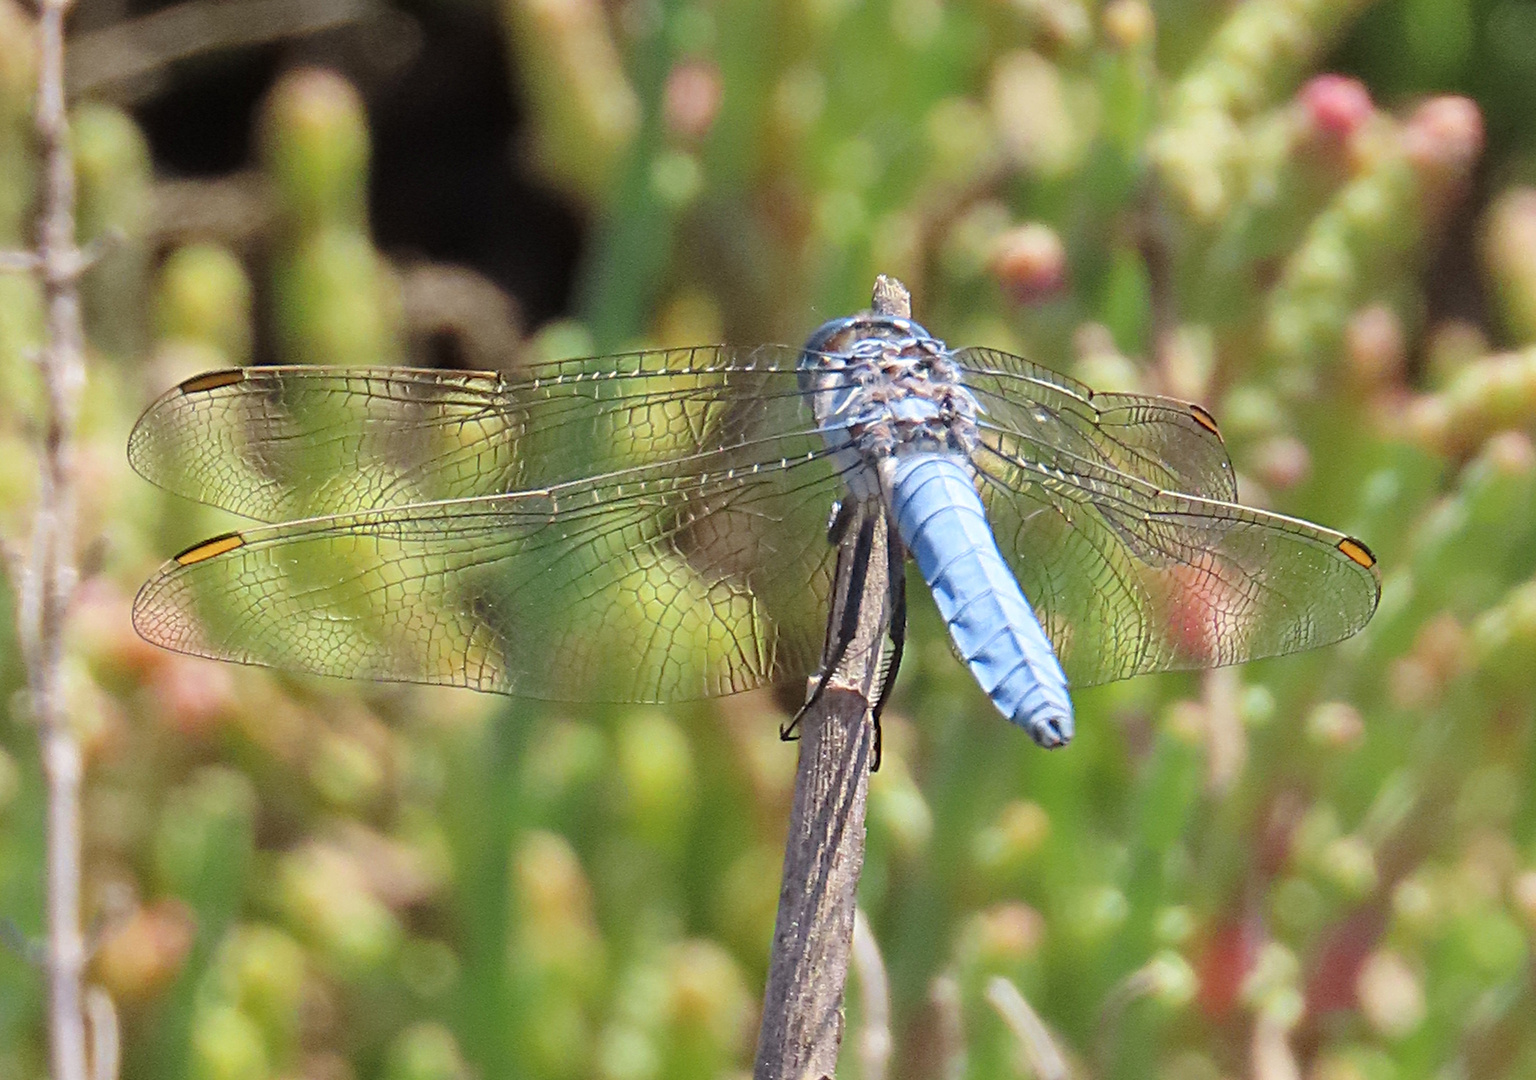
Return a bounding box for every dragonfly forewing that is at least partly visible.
[134,443,844,702]
[128,347,818,523]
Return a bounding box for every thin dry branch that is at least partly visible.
[14,1,93,1078]
[851,908,891,1080]
[0,249,39,272]
[67,0,384,100]
[986,977,1069,1080]
[85,987,119,1080]
[752,277,910,1079]
[930,974,967,1080]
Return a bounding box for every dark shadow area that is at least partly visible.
[114,0,583,330]
[366,0,583,330]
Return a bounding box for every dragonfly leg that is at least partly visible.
[810,502,852,669]
[781,509,877,743]
[869,531,907,772]
[825,497,854,545]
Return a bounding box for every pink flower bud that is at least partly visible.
[95,899,196,1001]
[1404,96,1484,218]
[1299,75,1373,145]
[664,60,723,142]
[1251,435,1311,491]
[151,655,238,739]
[989,223,1067,303]
[1345,304,1406,388]
[968,902,1046,962]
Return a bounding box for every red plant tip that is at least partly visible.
[664,61,724,142]
[1251,434,1311,491]
[969,902,1046,962]
[1392,612,1470,709]
[989,223,1067,303]
[1304,911,1380,1014]
[1404,95,1484,185]
[1196,921,1261,1019]
[151,656,238,739]
[1306,701,1365,750]
[1299,74,1373,143]
[95,899,197,1002]
[1345,304,1406,387]
[1484,429,1536,475]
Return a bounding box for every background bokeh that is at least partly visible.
[3,0,1536,1077]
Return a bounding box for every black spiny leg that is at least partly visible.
[781,509,877,743]
[811,497,860,694]
[869,530,907,771]
[825,498,855,546]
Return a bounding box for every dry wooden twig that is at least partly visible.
[752,276,911,1079]
[10,1,100,1078]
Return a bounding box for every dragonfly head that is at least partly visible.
[798,313,938,370]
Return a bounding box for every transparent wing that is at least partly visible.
[973,433,1380,686]
[128,347,815,522]
[132,438,843,702]
[131,339,1368,701]
[954,346,1237,500]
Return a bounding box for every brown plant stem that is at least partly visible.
[986,977,1069,1080]
[851,908,892,1080]
[14,1,92,1078]
[752,277,909,1079]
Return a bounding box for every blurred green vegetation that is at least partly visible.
[2,0,1536,1078]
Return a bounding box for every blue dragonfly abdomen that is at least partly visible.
[799,313,1075,747]
[888,452,1073,747]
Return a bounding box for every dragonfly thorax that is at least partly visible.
[798,314,982,501]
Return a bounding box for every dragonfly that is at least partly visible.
[129,310,1380,750]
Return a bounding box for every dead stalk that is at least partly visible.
[985,976,1069,1080]
[751,277,910,1079]
[851,908,891,1080]
[12,1,95,1078]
